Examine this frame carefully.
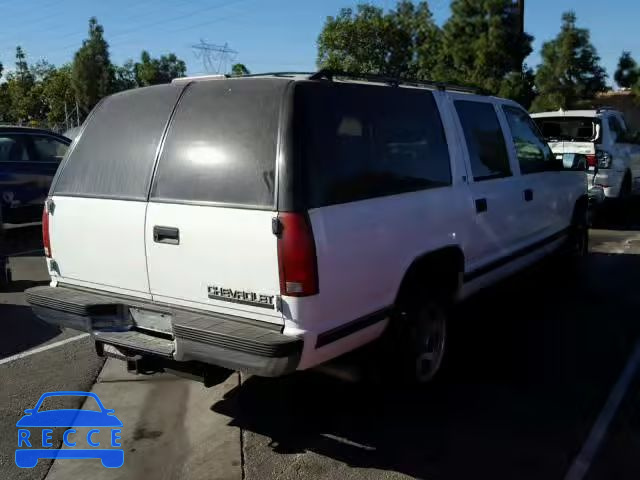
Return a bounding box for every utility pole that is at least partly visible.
[75,100,80,128]
[64,101,69,131]
[192,39,238,74]
[517,0,525,36]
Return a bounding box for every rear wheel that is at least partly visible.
[620,173,632,199]
[379,292,450,386]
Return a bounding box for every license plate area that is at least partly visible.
[129,307,173,337]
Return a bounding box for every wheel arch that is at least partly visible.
[394,245,465,309]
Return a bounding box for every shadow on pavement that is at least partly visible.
[0,276,59,359]
[212,252,640,480]
[592,197,640,231]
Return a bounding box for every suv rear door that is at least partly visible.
[48,84,184,298]
[144,79,287,325]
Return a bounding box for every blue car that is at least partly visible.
[0,127,71,229]
[16,391,124,468]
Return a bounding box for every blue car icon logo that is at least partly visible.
[16,391,124,468]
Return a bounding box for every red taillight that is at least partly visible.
[586,154,597,167]
[276,213,318,297]
[42,206,51,258]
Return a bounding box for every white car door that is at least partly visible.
[448,96,526,273]
[500,104,571,239]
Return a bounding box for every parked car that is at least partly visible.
[25,71,587,385]
[0,126,71,230]
[532,108,640,203]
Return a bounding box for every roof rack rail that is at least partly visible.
[171,74,226,85]
[308,69,478,94]
[232,71,315,78]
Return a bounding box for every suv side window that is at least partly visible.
[32,136,68,162]
[503,106,558,174]
[0,135,29,162]
[295,83,451,207]
[454,100,511,181]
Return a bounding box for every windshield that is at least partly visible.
[533,116,601,143]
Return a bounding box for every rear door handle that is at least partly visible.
[524,189,534,202]
[475,198,488,213]
[153,226,180,245]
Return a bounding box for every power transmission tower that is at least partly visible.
[192,39,238,74]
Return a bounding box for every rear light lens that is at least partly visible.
[596,150,613,169]
[586,154,597,168]
[42,205,51,258]
[276,213,318,297]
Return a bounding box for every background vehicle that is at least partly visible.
[26,72,586,385]
[532,109,640,202]
[0,127,70,230]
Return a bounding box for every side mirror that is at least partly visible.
[23,409,34,415]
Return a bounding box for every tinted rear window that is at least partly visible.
[294,82,451,208]
[533,116,601,144]
[151,78,287,208]
[54,84,183,200]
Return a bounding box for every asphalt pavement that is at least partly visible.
[0,227,104,480]
[2,217,640,480]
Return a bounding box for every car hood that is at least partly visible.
[16,409,123,427]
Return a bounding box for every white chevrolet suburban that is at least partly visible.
[532,108,640,202]
[26,71,587,385]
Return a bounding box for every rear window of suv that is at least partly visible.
[53,84,184,200]
[534,117,602,144]
[151,78,287,208]
[294,82,451,208]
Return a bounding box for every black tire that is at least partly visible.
[567,198,589,258]
[620,173,632,199]
[378,293,450,386]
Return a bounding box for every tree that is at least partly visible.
[532,12,607,112]
[498,65,536,108]
[6,47,39,123]
[135,50,186,86]
[41,65,75,125]
[113,59,138,92]
[72,17,114,114]
[614,51,639,89]
[317,4,413,76]
[440,0,533,93]
[388,1,442,79]
[231,63,250,76]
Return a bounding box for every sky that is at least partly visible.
[0,0,638,85]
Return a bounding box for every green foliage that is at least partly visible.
[316,0,532,103]
[0,16,187,128]
[231,63,250,76]
[71,17,114,114]
[389,1,442,79]
[41,65,75,125]
[440,0,533,93]
[5,47,40,123]
[135,51,186,86]
[498,66,536,109]
[113,60,138,92]
[614,51,639,89]
[532,11,607,112]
